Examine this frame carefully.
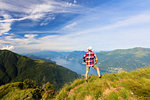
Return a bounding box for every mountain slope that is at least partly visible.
[26,54,56,63]
[56,66,150,100]
[0,50,79,89]
[97,47,150,73]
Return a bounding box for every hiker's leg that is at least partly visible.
[85,71,88,80]
[94,65,101,77]
[85,66,90,80]
[97,67,101,77]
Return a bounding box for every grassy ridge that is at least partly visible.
[56,66,150,100]
[0,79,55,100]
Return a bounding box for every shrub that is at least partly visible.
[31,88,42,99]
[23,79,37,88]
[45,82,54,91]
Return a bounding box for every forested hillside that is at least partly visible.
[0,50,79,89]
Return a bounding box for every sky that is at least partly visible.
[0,0,150,53]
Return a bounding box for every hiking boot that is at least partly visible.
[99,75,102,78]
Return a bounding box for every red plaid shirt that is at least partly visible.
[83,50,98,67]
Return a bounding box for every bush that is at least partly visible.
[42,82,55,99]
[45,82,54,91]
[18,82,23,89]
[32,88,42,99]
[23,79,37,88]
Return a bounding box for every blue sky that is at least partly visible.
[0,0,150,53]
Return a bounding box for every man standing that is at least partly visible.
[83,46,101,82]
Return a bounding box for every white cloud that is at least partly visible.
[0,45,14,50]
[0,0,45,13]
[0,34,38,50]
[0,0,83,35]
[65,13,150,37]
[0,1,24,12]
[0,22,12,35]
[0,12,45,36]
[40,16,55,26]
[24,34,37,38]
[63,22,77,29]
[0,13,12,35]
[74,0,77,4]
[16,30,59,34]
[0,13,44,23]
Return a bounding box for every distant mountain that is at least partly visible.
[27,47,150,74]
[0,50,79,89]
[25,51,70,59]
[97,47,150,72]
[26,54,56,63]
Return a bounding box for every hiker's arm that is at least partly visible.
[83,53,86,62]
[94,54,98,64]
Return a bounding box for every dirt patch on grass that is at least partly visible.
[84,95,95,100]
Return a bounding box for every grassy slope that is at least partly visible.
[0,79,55,100]
[56,66,150,100]
[0,82,36,100]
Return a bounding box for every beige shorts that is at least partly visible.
[86,64,98,72]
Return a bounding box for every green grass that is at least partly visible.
[56,66,150,100]
[55,79,85,100]
[0,80,56,100]
[0,82,34,100]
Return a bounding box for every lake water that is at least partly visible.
[52,58,108,75]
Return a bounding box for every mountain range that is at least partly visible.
[0,50,79,89]
[26,47,150,74]
[96,47,150,72]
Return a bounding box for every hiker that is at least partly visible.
[83,46,101,82]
